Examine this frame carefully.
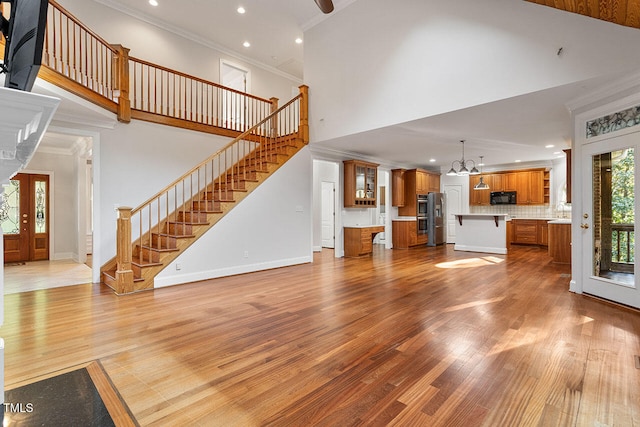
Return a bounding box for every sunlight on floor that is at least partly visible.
[4,260,93,294]
[436,256,505,269]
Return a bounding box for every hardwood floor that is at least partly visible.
[1,244,639,426]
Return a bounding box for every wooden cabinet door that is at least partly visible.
[416,171,428,194]
[491,174,504,192]
[513,220,538,244]
[504,173,517,191]
[428,173,440,192]
[515,172,531,204]
[391,169,405,207]
[470,175,490,205]
[537,220,549,246]
[528,170,545,204]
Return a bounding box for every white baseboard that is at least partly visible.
[154,256,312,288]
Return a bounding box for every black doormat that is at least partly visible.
[4,361,137,426]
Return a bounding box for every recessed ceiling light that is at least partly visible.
[237,6,245,14]
[243,41,251,48]
[295,38,303,44]
[515,159,522,163]
[149,0,158,6]
[545,144,555,148]
[429,158,436,163]
[553,151,561,155]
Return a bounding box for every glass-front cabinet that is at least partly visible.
[344,160,378,207]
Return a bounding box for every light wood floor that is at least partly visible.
[1,244,639,426]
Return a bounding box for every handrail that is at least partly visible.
[131,91,303,217]
[36,0,281,133]
[117,85,306,282]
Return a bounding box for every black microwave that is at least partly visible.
[490,191,517,205]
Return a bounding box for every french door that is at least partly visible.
[1,173,50,263]
[581,133,639,308]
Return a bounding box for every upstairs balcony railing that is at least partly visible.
[34,0,277,134]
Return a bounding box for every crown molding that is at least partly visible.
[93,0,303,84]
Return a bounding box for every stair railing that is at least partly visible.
[33,1,276,133]
[129,57,275,132]
[112,85,308,293]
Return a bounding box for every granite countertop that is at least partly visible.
[392,217,417,221]
[344,224,385,229]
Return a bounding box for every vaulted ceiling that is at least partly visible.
[525,0,640,29]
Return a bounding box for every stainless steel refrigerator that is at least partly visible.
[427,192,446,246]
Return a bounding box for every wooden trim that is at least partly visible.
[38,66,118,114]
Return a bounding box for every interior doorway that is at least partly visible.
[2,173,50,263]
[321,181,335,248]
[220,60,250,131]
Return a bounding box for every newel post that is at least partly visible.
[115,207,134,294]
[299,85,309,144]
[111,44,131,123]
[270,97,279,137]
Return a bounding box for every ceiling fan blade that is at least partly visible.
[314,0,334,14]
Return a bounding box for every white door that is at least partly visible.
[321,181,335,248]
[220,61,249,130]
[444,184,462,244]
[581,133,639,308]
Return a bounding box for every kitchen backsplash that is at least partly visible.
[470,204,572,219]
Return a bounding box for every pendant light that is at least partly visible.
[474,155,490,190]
[446,140,480,176]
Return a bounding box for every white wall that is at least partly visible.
[155,148,313,287]
[95,120,229,273]
[304,0,640,144]
[57,0,299,103]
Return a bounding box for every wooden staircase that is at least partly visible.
[101,88,308,294]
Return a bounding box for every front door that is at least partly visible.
[581,133,639,308]
[2,173,50,263]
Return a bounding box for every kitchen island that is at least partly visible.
[453,213,509,254]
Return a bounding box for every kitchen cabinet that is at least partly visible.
[391,169,405,207]
[511,219,549,246]
[392,220,428,249]
[469,175,491,206]
[548,222,571,263]
[397,169,441,216]
[344,226,385,257]
[468,169,548,206]
[344,160,378,208]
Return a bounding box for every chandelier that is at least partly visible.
[446,140,480,176]
[473,155,490,190]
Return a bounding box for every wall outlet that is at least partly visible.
[175,263,182,270]
[243,251,249,258]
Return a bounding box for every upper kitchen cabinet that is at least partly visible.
[468,168,549,205]
[391,169,406,207]
[396,169,441,215]
[469,175,491,205]
[344,160,378,208]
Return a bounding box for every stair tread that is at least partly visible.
[140,245,180,253]
[153,232,197,238]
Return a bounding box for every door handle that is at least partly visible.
[580,223,589,229]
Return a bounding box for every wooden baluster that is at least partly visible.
[115,207,134,294]
[299,85,309,144]
[111,44,131,122]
